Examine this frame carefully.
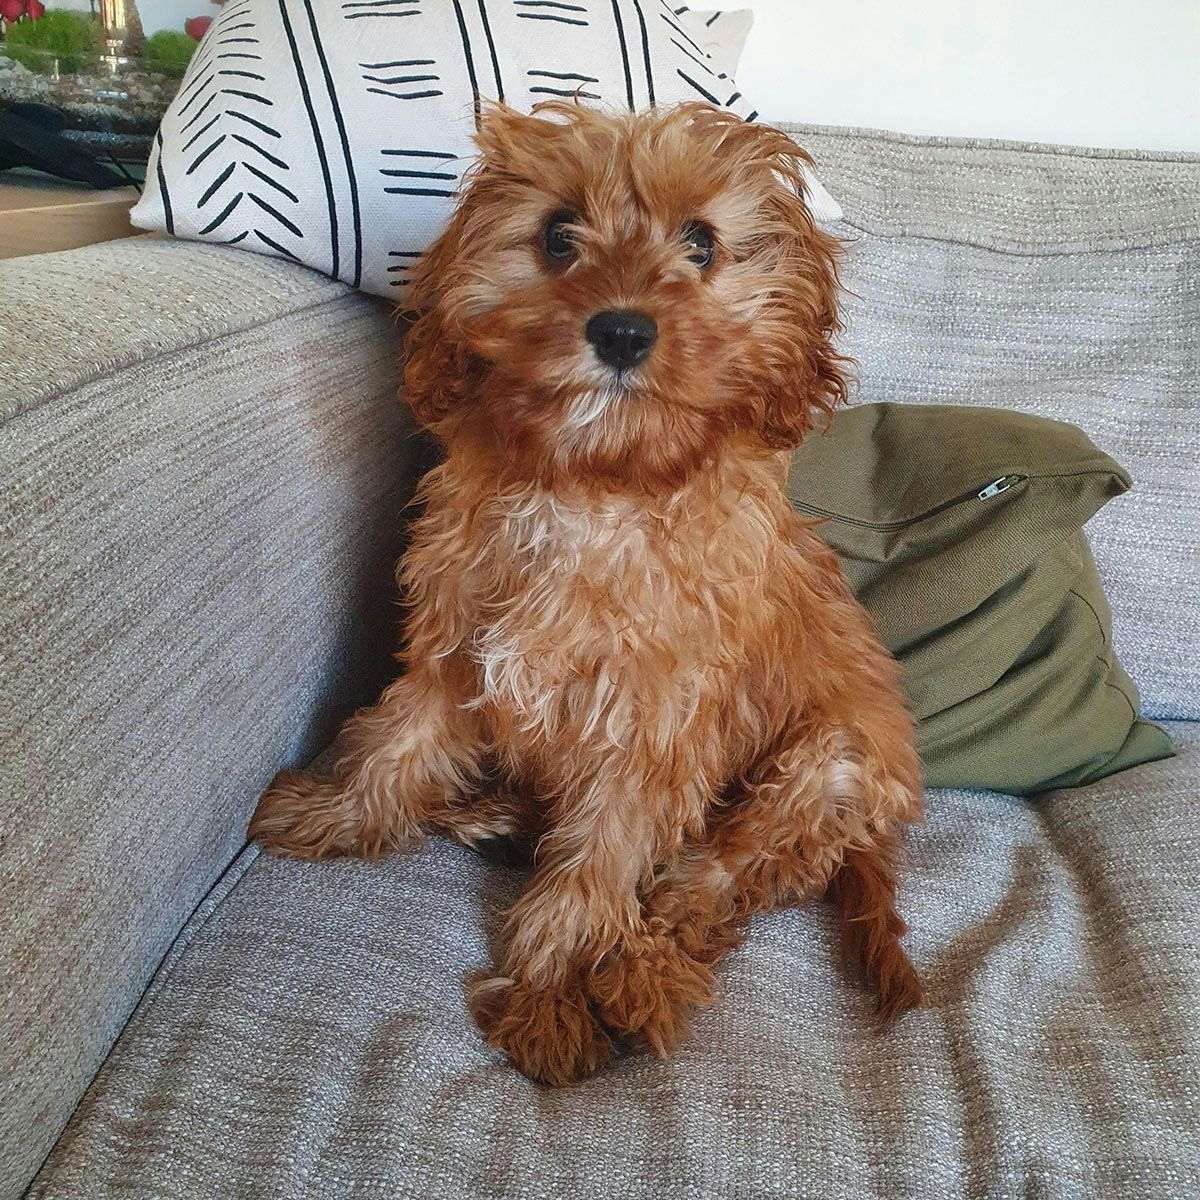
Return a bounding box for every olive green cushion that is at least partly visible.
[786,403,1175,795]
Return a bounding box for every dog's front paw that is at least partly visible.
[589,932,715,1054]
[468,975,612,1085]
[249,769,421,861]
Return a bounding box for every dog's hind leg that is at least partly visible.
[650,722,923,1021]
[826,833,922,1021]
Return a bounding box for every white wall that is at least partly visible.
[737,0,1200,152]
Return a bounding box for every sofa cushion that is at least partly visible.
[782,123,1200,721]
[0,238,415,1200]
[786,402,1173,793]
[28,725,1200,1199]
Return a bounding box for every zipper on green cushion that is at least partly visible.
[977,475,1022,500]
[792,475,1028,530]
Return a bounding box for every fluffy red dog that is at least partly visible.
[251,102,923,1084]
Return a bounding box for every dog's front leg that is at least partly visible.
[249,661,487,860]
[468,770,711,1083]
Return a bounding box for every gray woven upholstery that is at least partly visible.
[788,124,1200,254]
[6,126,1200,1199]
[29,728,1200,1199]
[0,240,417,1199]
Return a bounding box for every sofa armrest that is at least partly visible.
[0,238,416,1199]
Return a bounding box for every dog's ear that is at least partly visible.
[402,209,481,430]
[722,121,851,449]
[402,304,476,433]
[401,105,545,430]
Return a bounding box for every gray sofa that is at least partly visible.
[2,125,1197,1199]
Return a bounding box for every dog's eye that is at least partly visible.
[543,212,579,262]
[682,221,715,269]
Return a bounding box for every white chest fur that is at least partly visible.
[463,482,775,749]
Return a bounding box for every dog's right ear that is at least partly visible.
[402,302,477,432]
[402,104,541,429]
[402,218,481,430]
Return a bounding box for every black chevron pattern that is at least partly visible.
[141,0,783,298]
[171,0,303,258]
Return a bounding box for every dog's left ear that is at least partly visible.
[726,122,851,449]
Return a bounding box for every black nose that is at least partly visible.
[585,310,658,371]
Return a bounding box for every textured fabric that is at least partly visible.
[131,0,838,299]
[0,237,350,424]
[778,124,1200,719]
[785,123,1200,253]
[786,403,1173,792]
[10,126,1200,1199]
[29,726,1200,1199]
[0,240,416,1200]
[685,9,755,77]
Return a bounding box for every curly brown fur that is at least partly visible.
[250,102,923,1084]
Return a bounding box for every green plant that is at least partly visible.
[3,9,101,74]
[140,29,196,78]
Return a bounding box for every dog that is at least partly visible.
[250,101,923,1085]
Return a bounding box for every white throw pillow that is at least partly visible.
[685,7,755,78]
[132,0,840,299]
